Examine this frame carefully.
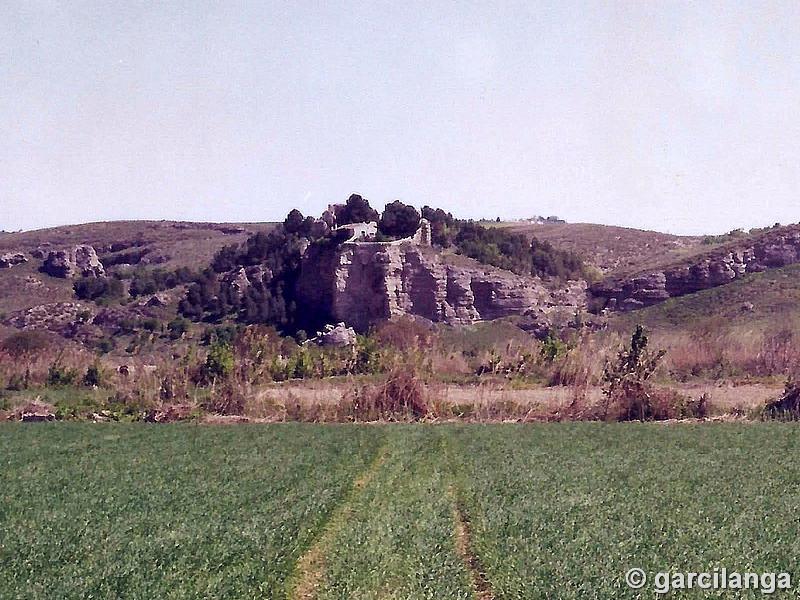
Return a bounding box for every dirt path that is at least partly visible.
[288,447,388,600]
[449,486,495,600]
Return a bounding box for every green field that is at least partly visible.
[2,424,799,599]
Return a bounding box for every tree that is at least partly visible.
[337,194,379,225]
[421,206,455,247]
[378,200,420,238]
[283,209,305,234]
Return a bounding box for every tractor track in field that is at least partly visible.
[288,445,388,600]
[450,487,496,600]
[441,431,495,600]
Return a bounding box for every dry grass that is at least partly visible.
[502,222,702,274]
[653,327,800,379]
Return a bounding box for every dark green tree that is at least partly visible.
[337,194,379,225]
[283,209,305,234]
[378,200,420,238]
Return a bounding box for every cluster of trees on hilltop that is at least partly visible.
[420,206,587,279]
[176,194,588,333]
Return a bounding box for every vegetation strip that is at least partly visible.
[289,446,388,600]
[450,487,495,600]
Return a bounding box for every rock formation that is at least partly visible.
[0,252,27,269]
[296,229,584,332]
[221,265,272,302]
[315,323,358,346]
[591,225,800,311]
[42,245,105,278]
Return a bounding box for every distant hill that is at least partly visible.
[0,220,276,270]
[500,222,704,275]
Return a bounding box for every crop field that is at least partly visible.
[2,423,799,599]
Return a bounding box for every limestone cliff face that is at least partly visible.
[297,238,579,332]
[591,225,800,311]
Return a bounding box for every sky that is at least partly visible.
[2,1,799,234]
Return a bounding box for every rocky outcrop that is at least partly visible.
[315,323,358,347]
[42,245,105,278]
[591,225,800,311]
[0,252,27,268]
[221,266,272,302]
[296,237,583,332]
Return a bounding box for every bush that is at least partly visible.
[47,360,78,387]
[1,331,54,356]
[540,332,567,362]
[530,238,586,280]
[83,363,103,387]
[201,379,246,416]
[167,318,190,340]
[600,325,666,421]
[140,318,161,333]
[96,338,114,354]
[764,377,800,420]
[129,267,194,297]
[6,369,31,391]
[339,366,428,421]
[73,277,124,304]
[202,341,234,382]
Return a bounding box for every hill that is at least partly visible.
[500,222,704,274]
[609,263,800,333]
[0,221,274,315]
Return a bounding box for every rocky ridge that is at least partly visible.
[591,224,800,311]
[295,224,586,332]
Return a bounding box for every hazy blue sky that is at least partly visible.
[2,1,799,234]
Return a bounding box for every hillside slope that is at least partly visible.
[501,222,704,274]
[590,223,800,312]
[609,263,800,333]
[0,221,274,315]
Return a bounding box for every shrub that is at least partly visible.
[352,335,382,374]
[0,331,54,356]
[96,338,114,354]
[167,318,190,340]
[140,318,161,333]
[73,277,124,304]
[201,379,246,415]
[339,366,428,421]
[83,363,103,387]
[600,325,666,421]
[530,238,586,280]
[47,360,78,387]
[6,369,31,391]
[540,332,567,362]
[202,341,234,382]
[129,267,195,297]
[764,377,800,420]
[201,325,239,346]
